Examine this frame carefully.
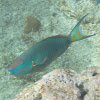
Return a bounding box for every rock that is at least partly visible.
[12,66,100,100]
[77,67,100,100]
[24,16,41,33]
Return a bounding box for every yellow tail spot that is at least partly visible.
[77,29,84,37]
[71,35,75,41]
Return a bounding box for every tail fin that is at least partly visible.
[69,14,96,42]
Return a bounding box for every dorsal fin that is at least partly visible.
[31,35,67,47]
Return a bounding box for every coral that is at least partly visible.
[12,66,100,100]
[24,16,41,33]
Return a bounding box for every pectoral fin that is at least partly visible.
[40,57,47,65]
[33,57,47,67]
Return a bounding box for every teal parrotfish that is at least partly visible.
[8,14,96,75]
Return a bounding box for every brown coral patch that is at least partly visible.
[24,16,40,33]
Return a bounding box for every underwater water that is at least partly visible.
[0,0,100,99]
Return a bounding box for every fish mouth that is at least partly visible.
[8,65,29,75]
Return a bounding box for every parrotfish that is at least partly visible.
[8,14,96,75]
